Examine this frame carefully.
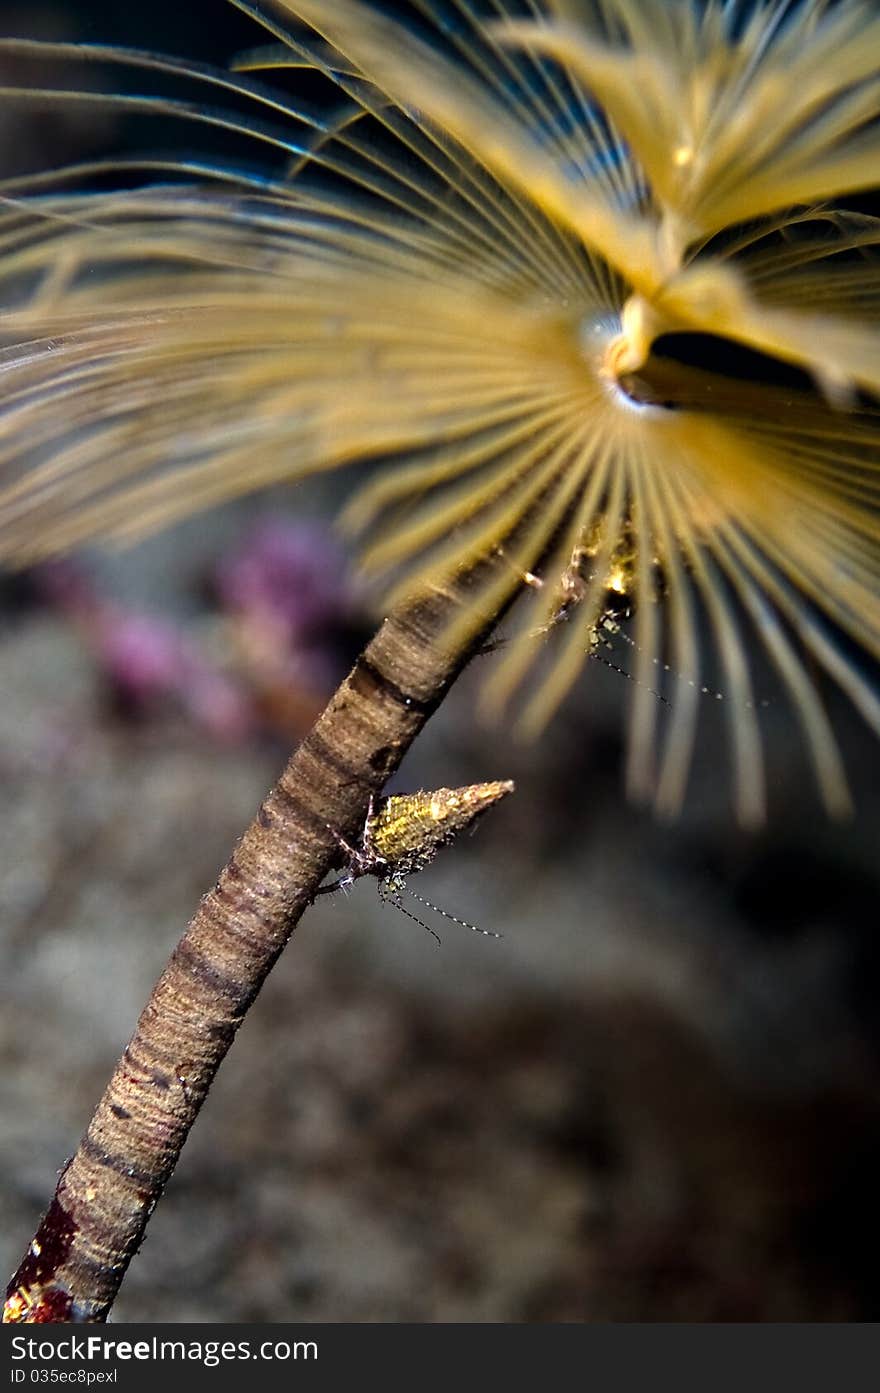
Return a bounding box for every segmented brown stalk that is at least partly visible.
[3,570,500,1323]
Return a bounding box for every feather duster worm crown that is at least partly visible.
[0,0,877,824]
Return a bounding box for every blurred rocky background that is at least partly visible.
[1,0,879,1323]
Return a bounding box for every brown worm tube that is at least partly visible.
[4,568,498,1323]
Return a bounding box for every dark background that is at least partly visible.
[1,0,879,1322]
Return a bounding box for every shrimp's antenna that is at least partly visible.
[610,627,770,711]
[380,884,442,946]
[403,885,502,940]
[588,648,670,707]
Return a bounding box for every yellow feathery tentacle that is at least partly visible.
[508,1,880,236]
[275,0,664,288]
[0,0,876,821]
